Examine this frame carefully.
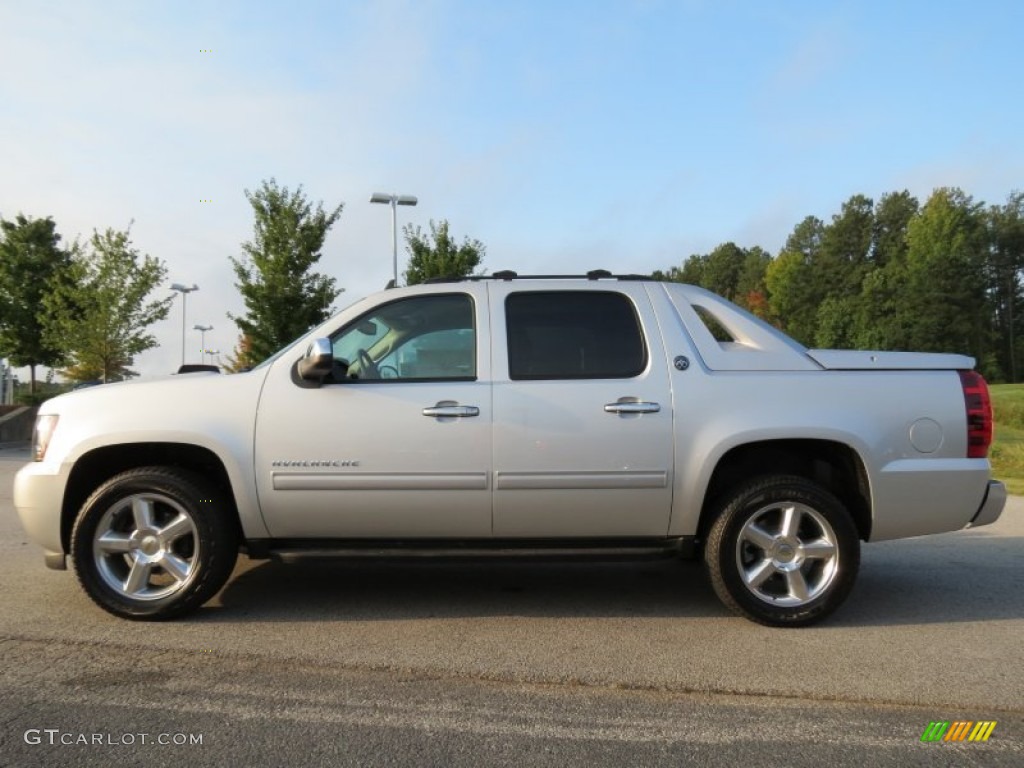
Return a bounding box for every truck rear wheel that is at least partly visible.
[704,475,860,627]
[70,467,238,620]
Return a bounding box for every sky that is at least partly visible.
[2,0,1023,379]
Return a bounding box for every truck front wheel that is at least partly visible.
[704,475,860,627]
[70,467,238,620]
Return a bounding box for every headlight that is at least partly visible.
[32,414,59,462]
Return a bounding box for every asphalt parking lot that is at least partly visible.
[1,445,1021,766]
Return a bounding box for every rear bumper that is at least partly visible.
[869,459,1003,541]
[967,480,1006,529]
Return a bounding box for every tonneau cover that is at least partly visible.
[806,349,974,370]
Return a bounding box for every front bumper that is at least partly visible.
[13,460,68,562]
[968,480,1006,528]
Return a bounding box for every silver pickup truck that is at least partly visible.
[14,273,1005,626]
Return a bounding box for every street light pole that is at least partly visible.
[170,283,199,367]
[370,192,418,287]
[194,324,213,365]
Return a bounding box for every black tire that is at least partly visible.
[70,467,238,620]
[703,475,860,627]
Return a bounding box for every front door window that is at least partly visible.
[330,294,476,382]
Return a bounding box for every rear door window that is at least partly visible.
[505,291,647,380]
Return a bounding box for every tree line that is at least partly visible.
[11,179,1016,390]
[654,188,1024,382]
[0,178,486,390]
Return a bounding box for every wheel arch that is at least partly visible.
[697,439,872,543]
[61,443,243,553]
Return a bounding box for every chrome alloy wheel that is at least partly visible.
[92,493,200,601]
[735,501,840,607]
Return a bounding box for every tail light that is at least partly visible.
[959,370,993,459]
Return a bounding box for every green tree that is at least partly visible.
[652,254,706,285]
[764,250,809,341]
[849,192,918,350]
[0,214,74,393]
[701,242,746,301]
[735,246,772,317]
[223,333,254,373]
[814,295,861,348]
[42,227,173,382]
[870,190,918,267]
[821,195,873,289]
[654,245,771,317]
[230,179,343,366]
[902,188,991,364]
[402,219,485,285]
[651,266,680,282]
[765,216,826,344]
[852,259,909,350]
[987,191,1024,380]
[811,195,875,348]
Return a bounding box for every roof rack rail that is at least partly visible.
[422,271,649,284]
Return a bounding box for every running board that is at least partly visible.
[245,537,696,562]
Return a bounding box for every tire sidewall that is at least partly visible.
[71,468,236,620]
[707,476,860,627]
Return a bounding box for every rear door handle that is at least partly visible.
[604,401,661,414]
[422,404,480,418]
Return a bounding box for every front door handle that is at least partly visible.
[422,403,480,418]
[604,400,661,414]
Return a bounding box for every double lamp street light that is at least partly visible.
[194,324,213,365]
[170,285,214,368]
[169,283,198,368]
[370,192,417,287]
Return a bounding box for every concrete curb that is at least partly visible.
[0,406,36,442]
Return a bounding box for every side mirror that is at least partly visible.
[297,338,334,382]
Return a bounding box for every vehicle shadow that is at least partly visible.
[207,558,726,622]
[202,532,1024,626]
